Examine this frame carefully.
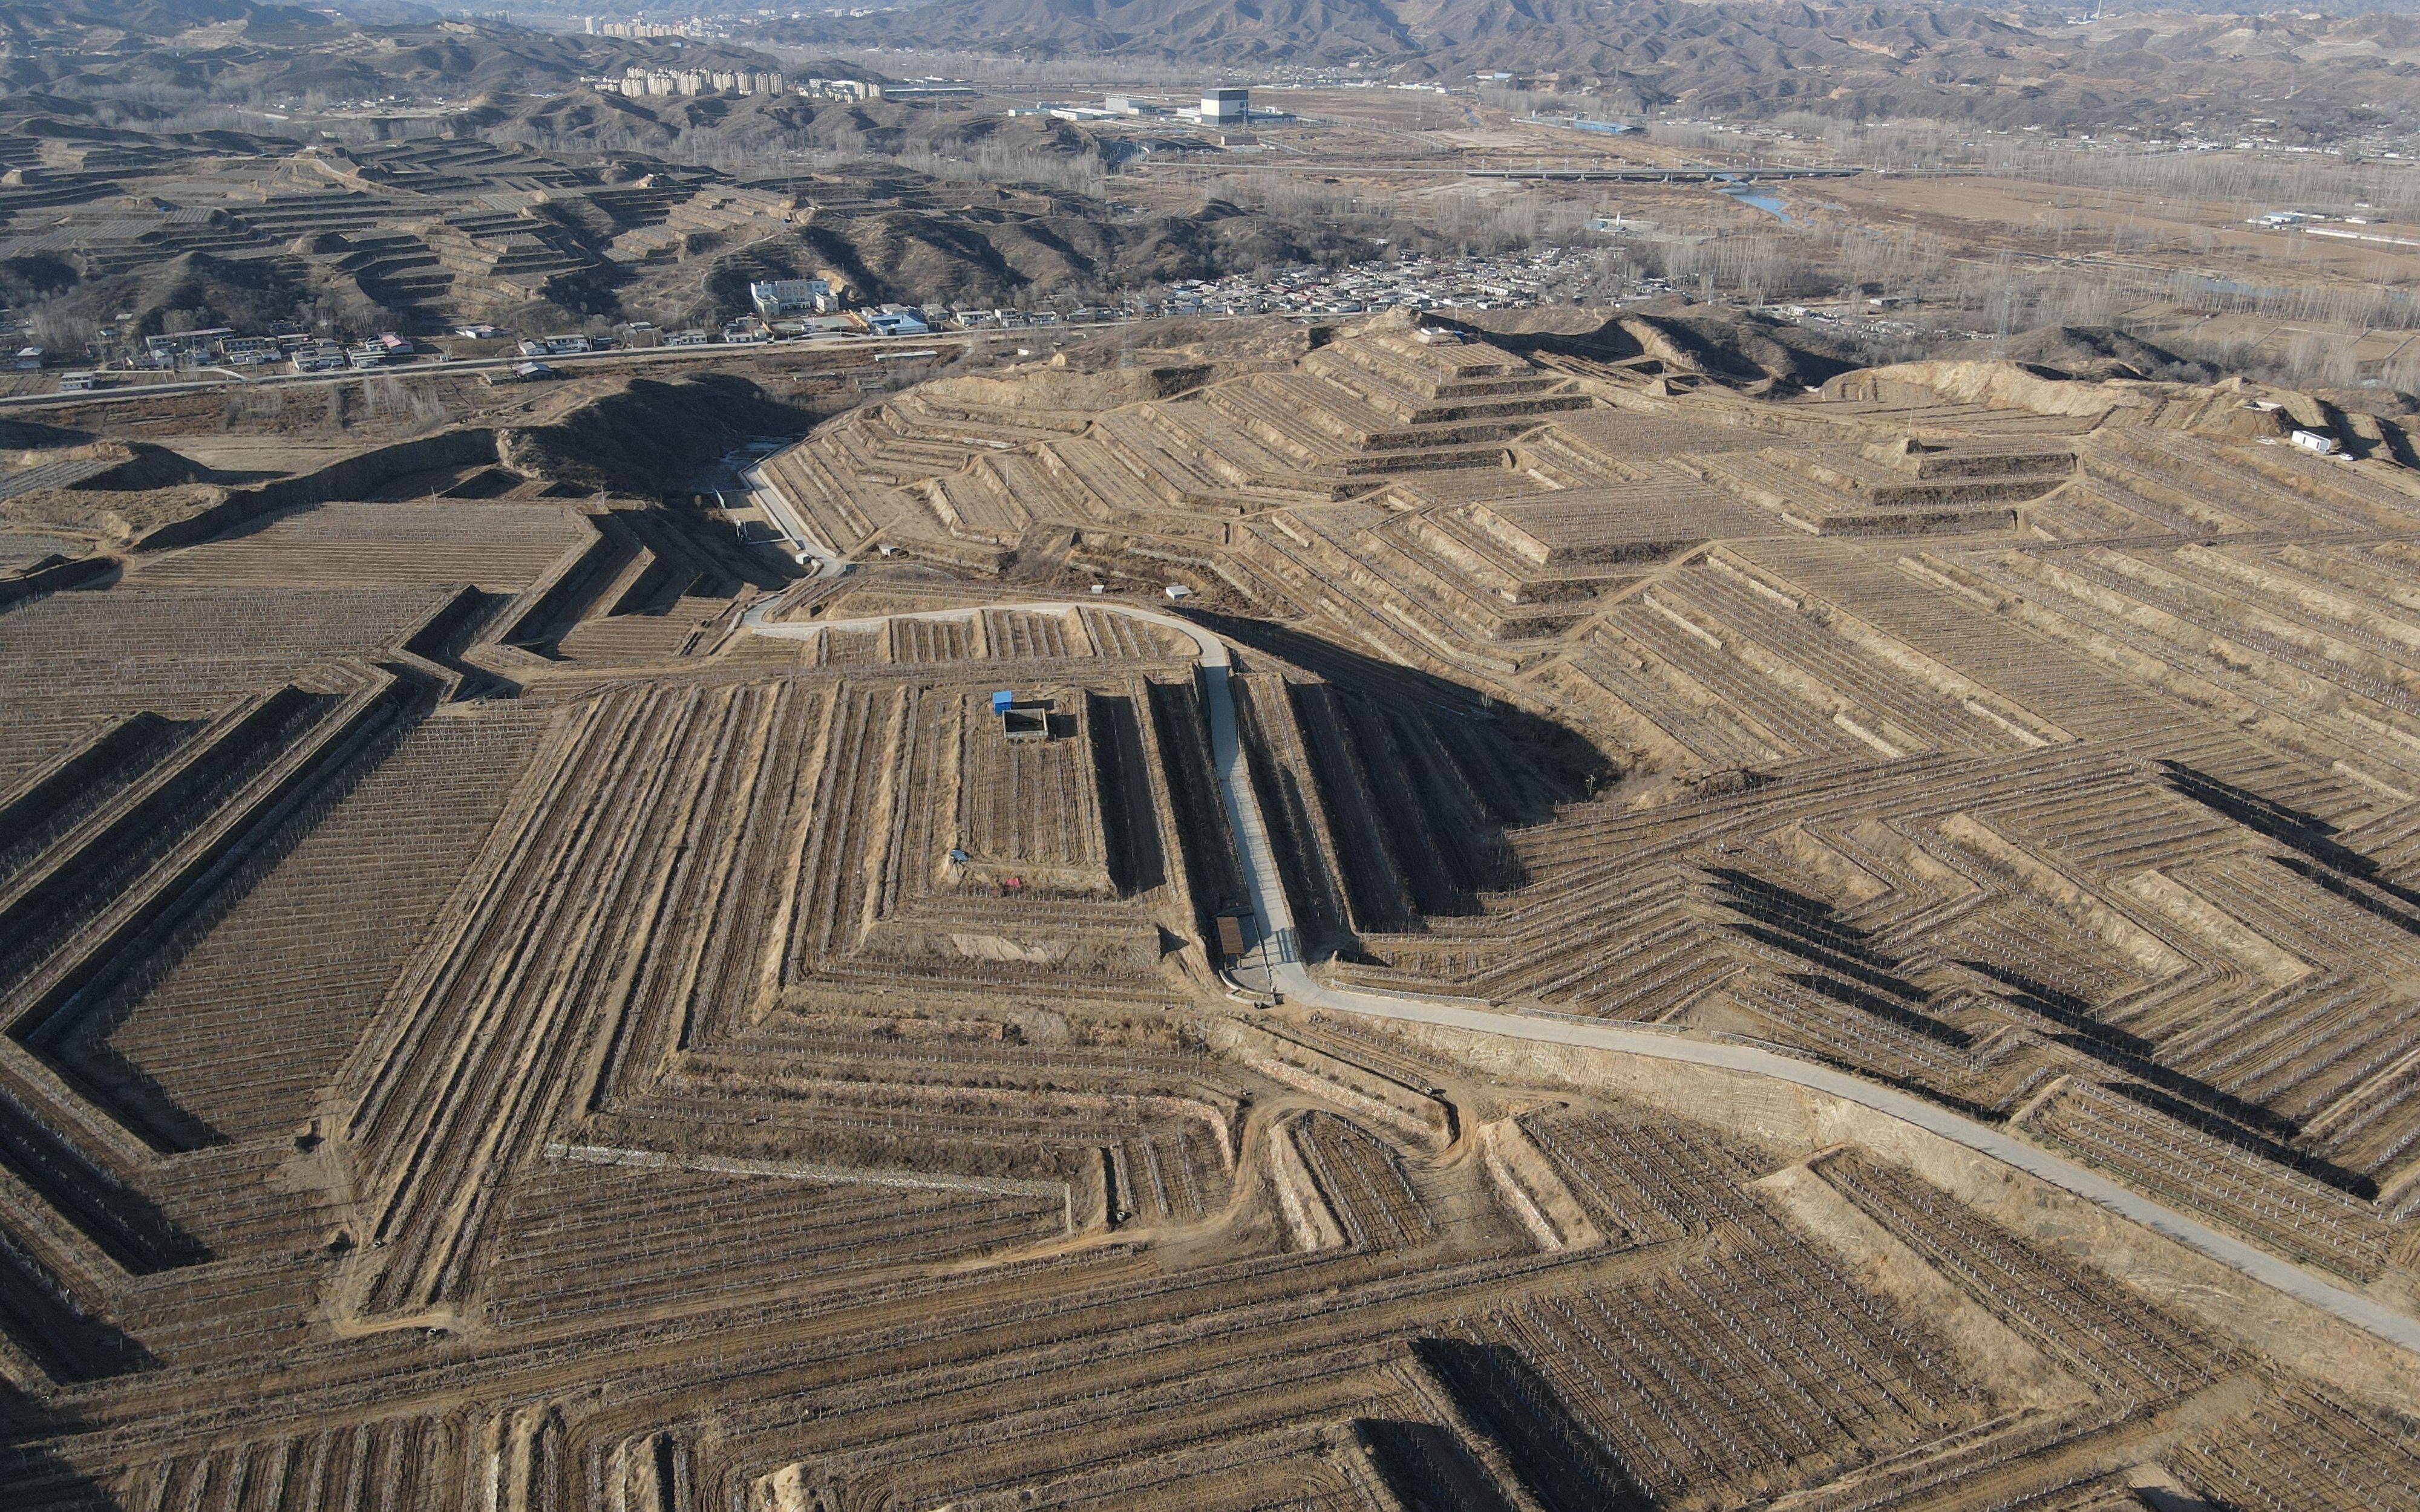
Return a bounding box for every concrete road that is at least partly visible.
[745,595,2420,1358]
[739,460,849,579]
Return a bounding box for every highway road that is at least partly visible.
[742,593,2420,1360]
[0,327,1004,414]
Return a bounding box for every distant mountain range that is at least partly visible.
[8,0,2413,140]
[785,0,2420,135]
[0,4,787,106]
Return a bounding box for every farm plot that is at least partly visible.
[0,584,458,784]
[129,501,589,592]
[483,1158,1066,1331]
[957,688,1110,892]
[336,680,824,1320]
[86,706,551,1148]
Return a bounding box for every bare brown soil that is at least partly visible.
[2,311,2418,1508]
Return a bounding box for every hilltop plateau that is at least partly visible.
[4,304,2420,1506]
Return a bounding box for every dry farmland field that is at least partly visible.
[5,311,2420,1510]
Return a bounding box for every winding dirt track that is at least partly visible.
[746,596,2420,1360]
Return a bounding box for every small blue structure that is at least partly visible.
[991,690,1015,714]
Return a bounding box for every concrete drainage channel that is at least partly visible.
[741,595,2420,1363]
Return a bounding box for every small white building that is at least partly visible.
[751,279,835,319]
[2292,429,2342,455]
[1163,583,1194,601]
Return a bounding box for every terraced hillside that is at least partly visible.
[3,311,2419,1508]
